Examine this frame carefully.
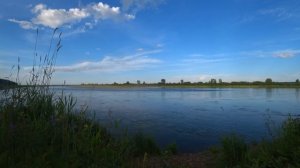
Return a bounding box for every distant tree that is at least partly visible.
[209,78,217,84]
[184,82,191,85]
[218,79,222,84]
[160,79,166,84]
[180,79,184,84]
[143,81,146,85]
[137,80,141,85]
[296,79,299,84]
[125,81,130,85]
[265,78,272,84]
[253,81,264,85]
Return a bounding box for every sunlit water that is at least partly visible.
[53,86,300,152]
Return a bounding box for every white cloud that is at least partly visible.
[31,4,46,13]
[272,49,300,58]
[235,49,300,58]
[125,14,135,20]
[55,50,161,72]
[182,57,228,64]
[8,19,37,30]
[238,7,298,25]
[156,43,164,48]
[90,2,120,19]
[259,8,293,21]
[9,2,135,30]
[180,53,230,65]
[121,0,164,13]
[32,4,89,28]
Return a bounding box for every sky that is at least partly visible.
[1,0,300,84]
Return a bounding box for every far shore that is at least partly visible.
[57,83,300,89]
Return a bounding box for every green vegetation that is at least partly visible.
[0,29,173,167]
[0,79,17,89]
[216,116,300,168]
[79,79,300,88]
[0,82,179,167]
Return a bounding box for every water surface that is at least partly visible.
[55,87,300,152]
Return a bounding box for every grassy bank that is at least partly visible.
[214,116,300,168]
[0,84,174,167]
[1,83,299,167]
[0,30,179,168]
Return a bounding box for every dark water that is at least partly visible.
[55,87,300,152]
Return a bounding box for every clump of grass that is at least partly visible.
[218,134,248,167]
[217,116,300,168]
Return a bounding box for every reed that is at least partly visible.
[0,29,162,167]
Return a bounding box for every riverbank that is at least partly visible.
[1,83,300,167]
[72,83,300,89]
[0,84,217,167]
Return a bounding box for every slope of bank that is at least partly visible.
[0,79,17,89]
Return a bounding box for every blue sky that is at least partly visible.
[1,0,300,84]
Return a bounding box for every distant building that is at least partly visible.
[180,79,184,84]
[161,79,166,84]
[137,80,141,85]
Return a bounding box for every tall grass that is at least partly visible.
[0,29,163,167]
[217,116,300,168]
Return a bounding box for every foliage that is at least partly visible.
[217,116,300,168]
[265,78,273,84]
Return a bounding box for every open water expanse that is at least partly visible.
[54,86,300,152]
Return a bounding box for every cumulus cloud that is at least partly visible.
[55,50,161,72]
[90,2,120,19]
[9,2,135,30]
[272,49,300,58]
[31,4,89,28]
